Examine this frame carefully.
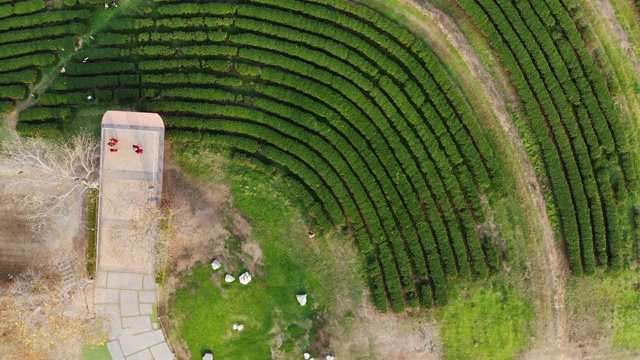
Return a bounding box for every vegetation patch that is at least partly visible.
[437,279,533,360]
[86,188,98,278]
[82,344,110,360]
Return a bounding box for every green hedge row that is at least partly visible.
[16,121,61,137]
[0,85,27,100]
[40,91,114,105]
[121,45,176,57]
[0,53,56,73]
[141,72,242,88]
[0,0,44,18]
[0,69,38,84]
[51,74,138,90]
[0,36,76,60]
[155,2,237,16]
[0,9,90,31]
[155,16,233,30]
[159,87,236,102]
[0,4,10,19]
[64,61,134,76]
[18,106,73,122]
[0,22,85,45]
[0,100,14,114]
[139,59,230,73]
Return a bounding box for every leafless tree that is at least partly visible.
[1,131,100,230]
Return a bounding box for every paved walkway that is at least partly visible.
[95,112,173,360]
[94,271,173,360]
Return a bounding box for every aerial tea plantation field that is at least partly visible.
[1,0,639,356]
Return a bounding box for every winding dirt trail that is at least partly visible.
[377,0,570,352]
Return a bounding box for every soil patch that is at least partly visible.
[0,157,98,359]
[0,159,84,281]
[331,304,440,359]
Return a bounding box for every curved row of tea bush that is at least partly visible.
[458,0,633,274]
[30,0,509,310]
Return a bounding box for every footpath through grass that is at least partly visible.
[168,146,360,359]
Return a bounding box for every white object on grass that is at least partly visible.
[296,294,307,306]
[211,259,221,270]
[239,272,252,285]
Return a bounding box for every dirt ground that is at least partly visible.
[0,155,102,359]
[330,305,440,360]
[0,159,84,282]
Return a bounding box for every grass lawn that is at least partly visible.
[168,146,359,359]
[82,344,110,360]
[437,277,533,360]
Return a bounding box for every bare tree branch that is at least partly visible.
[1,131,100,231]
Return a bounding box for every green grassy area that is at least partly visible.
[0,116,12,143]
[82,344,110,360]
[86,188,98,278]
[168,145,362,359]
[568,269,640,351]
[151,303,158,324]
[437,278,533,360]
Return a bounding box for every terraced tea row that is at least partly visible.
[25,0,506,310]
[0,0,90,118]
[459,0,635,274]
